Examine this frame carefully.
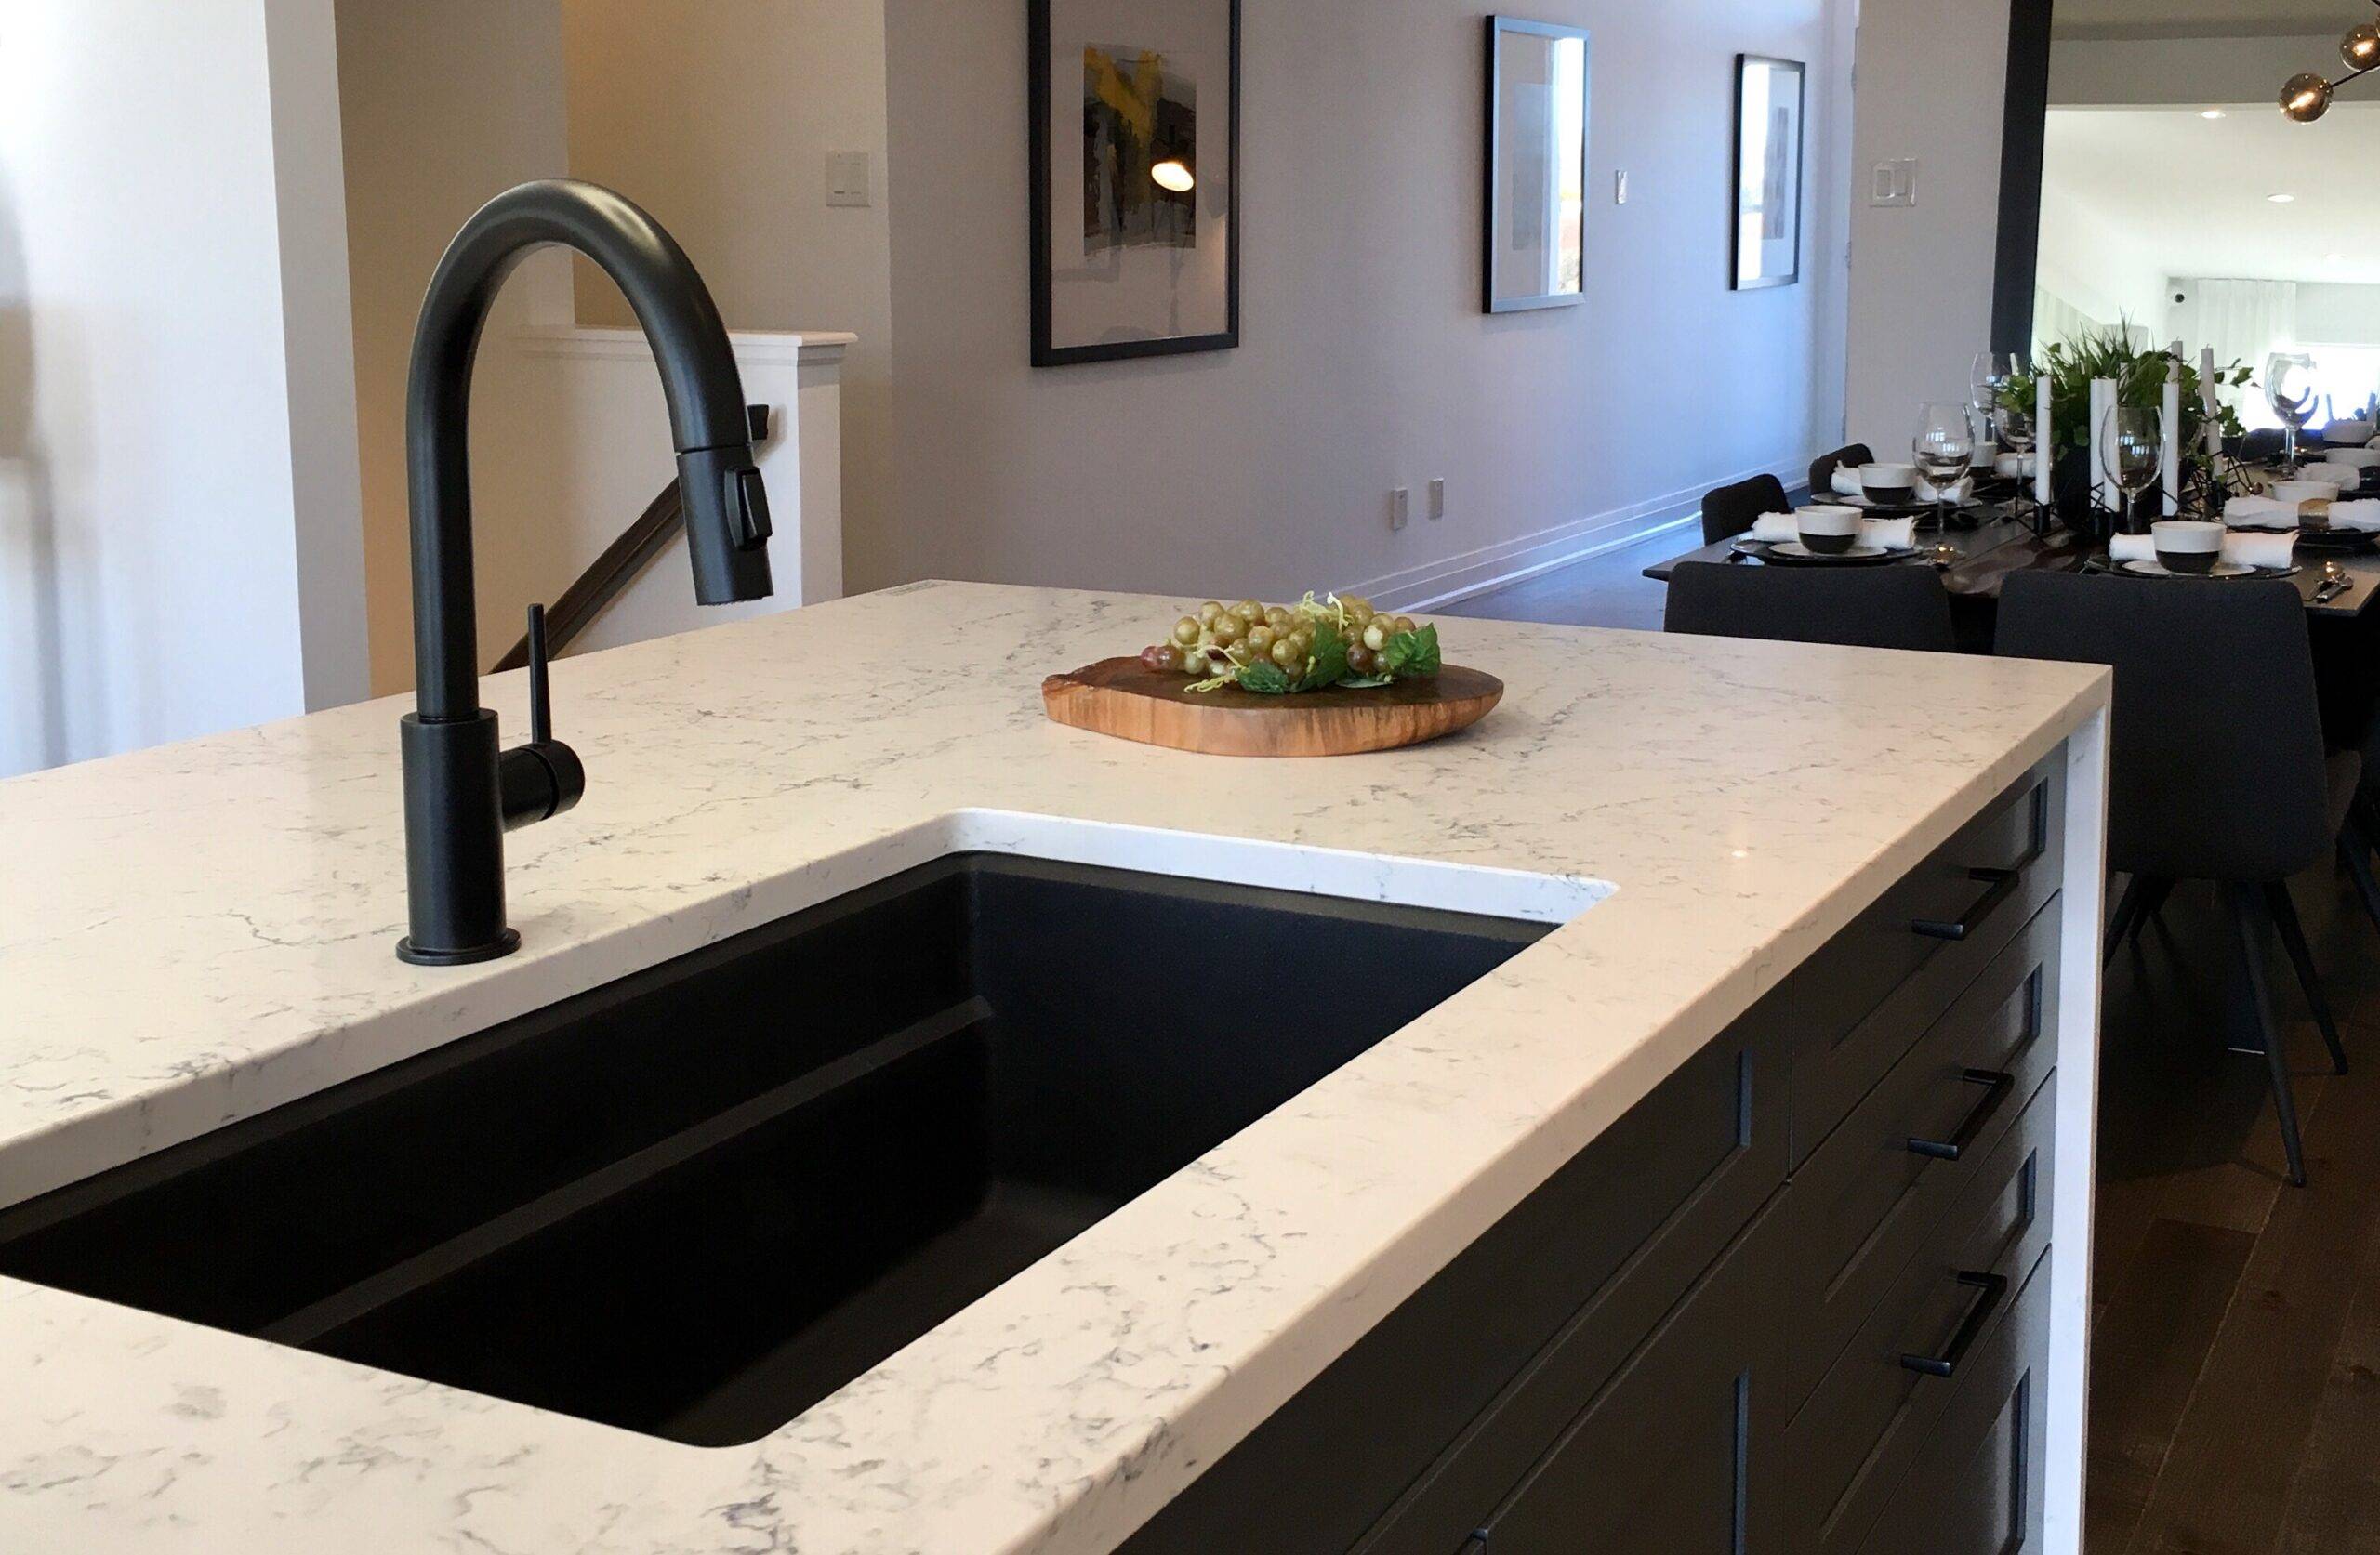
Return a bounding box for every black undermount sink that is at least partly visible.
[0,854,1549,1446]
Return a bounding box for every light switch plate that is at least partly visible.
[1389,487,1410,533]
[1870,159,1918,207]
[1614,170,1629,205]
[1429,479,1447,520]
[826,151,872,208]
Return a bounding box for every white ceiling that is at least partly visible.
[2042,102,2380,285]
[2055,0,2349,35]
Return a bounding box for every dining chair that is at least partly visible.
[1997,570,2358,1185]
[1664,561,1958,652]
[1808,443,1875,499]
[2237,428,2288,464]
[1700,473,1792,546]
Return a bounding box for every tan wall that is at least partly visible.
[333,0,571,696]
[561,0,895,589]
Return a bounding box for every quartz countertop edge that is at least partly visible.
[0,582,2110,1555]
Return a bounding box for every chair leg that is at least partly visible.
[2225,882,2309,1187]
[2266,880,2350,1075]
[2343,813,2380,940]
[2104,874,2148,969]
[2135,876,2175,942]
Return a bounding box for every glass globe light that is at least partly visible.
[2282,72,2334,122]
[2346,22,2380,71]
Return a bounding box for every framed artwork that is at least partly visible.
[1029,0,1241,366]
[1731,54,1805,290]
[1483,16,1591,314]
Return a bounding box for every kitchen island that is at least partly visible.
[0,582,2109,1554]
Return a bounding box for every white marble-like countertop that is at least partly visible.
[0,582,2108,1554]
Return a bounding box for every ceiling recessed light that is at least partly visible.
[2202,108,2228,119]
[2270,192,2298,204]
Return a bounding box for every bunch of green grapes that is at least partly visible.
[1137,595,1428,684]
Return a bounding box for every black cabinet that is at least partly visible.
[1126,754,2070,1555]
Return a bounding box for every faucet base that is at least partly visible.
[396,929,522,968]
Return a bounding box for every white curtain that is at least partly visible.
[2175,278,2299,427]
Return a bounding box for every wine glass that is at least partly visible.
[2102,404,2165,538]
[1915,402,1976,531]
[2266,351,2319,474]
[1971,351,2022,426]
[1996,402,2037,521]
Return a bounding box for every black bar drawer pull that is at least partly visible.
[1906,1069,2016,1162]
[1912,867,2020,942]
[1899,1272,2009,1377]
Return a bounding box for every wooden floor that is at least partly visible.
[1456,539,2380,1554]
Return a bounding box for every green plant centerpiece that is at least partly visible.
[2025,327,2253,521]
[1136,593,1441,695]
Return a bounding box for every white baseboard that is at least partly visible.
[1350,456,1811,614]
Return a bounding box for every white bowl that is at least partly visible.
[2274,479,2343,507]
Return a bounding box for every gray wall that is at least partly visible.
[879,0,1854,605]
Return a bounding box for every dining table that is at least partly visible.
[1644,504,2380,620]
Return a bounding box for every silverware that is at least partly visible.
[2314,560,2351,603]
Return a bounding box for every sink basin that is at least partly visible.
[0,852,1553,1446]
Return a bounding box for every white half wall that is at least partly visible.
[0,0,368,778]
[880,0,1855,607]
[1846,0,2016,448]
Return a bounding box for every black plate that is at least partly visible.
[2086,555,2298,581]
[1734,539,1921,568]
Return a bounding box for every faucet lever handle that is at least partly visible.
[526,603,554,745]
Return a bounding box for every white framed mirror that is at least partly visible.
[1484,17,1591,314]
[1732,54,1805,291]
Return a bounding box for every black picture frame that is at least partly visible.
[1729,53,1805,292]
[1028,0,1242,367]
[1483,15,1592,315]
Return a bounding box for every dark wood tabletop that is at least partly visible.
[1644,507,2380,620]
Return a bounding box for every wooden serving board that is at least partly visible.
[1041,658,1504,757]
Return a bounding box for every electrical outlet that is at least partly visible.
[826,151,872,208]
[1389,487,1410,533]
[1614,170,1629,205]
[1870,159,1918,207]
[1429,479,1447,521]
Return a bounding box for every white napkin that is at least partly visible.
[1993,453,2037,479]
[2301,462,2359,491]
[2224,494,2294,528]
[2327,499,2380,533]
[2109,534,2156,563]
[1916,475,1972,505]
[2327,447,2380,470]
[2324,419,2374,444]
[1831,468,1865,498]
[2225,531,2297,569]
[1861,516,1917,551]
[1748,512,1800,543]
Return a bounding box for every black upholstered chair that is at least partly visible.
[1997,570,2358,1185]
[1809,443,1875,500]
[2237,428,2288,464]
[1700,473,1792,546]
[1664,561,1958,652]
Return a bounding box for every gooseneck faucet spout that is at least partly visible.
[396,180,774,966]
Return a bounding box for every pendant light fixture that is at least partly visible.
[2282,2,2380,121]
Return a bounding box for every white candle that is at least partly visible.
[2035,374,2054,506]
[2201,347,2223,456]
[2162,362,2183,517]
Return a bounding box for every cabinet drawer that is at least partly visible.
[1776,892,2061,1417]
[1851,1247,2053,1555]
[1783,756,2065,1166]
[1123,1012,1786,1554]
[1407,1200,1789,1555]
[1789,1076,2055,1554]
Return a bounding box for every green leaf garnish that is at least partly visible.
[1296,620,1350,692]
[1382,623,1441,679]
[1235,659,1292,695]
